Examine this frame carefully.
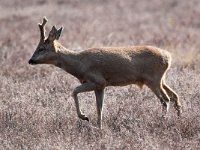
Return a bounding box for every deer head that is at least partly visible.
[28,17,63,65]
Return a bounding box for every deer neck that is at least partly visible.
[54,45,83,79]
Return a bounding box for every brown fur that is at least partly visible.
[29,17,181,129]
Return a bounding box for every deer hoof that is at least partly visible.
[79,114,89,122]
[177,109,182,117]
[84,117,89,122]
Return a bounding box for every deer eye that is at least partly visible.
[38,48,45,52]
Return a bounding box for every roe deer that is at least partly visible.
[29,17,181,129]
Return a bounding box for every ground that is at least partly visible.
[0,0,200,149]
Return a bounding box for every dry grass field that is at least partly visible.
[0,0,200,149]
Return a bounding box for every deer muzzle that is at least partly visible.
[28,59,37,65]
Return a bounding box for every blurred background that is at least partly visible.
[0,0,200,70]
[0,0,200,149]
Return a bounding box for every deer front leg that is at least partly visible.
[95,89,104,129]
[72,81,98,122]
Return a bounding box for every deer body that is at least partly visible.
[56,45,169,87]
[29,18,181,129]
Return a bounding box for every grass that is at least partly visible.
[0,0,200,149]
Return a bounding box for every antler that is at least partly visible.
[38,17,48,41]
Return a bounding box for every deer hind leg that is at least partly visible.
[162,81,182,116]
[95,89,104,129]
[72,81,98,122]
[147,81,170,116]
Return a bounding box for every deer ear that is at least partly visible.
[48,26,63,41]
[48,26,58,41]
[55,27,63,40]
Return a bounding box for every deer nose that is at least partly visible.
[28,59,36,65]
